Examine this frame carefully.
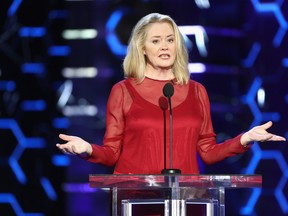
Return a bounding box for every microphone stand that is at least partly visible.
[163,102,167,171]
[161,83,181,175]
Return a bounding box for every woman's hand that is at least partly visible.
[240,121,286,147]
[56,134,92,157]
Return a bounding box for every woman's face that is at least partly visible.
[143,22,176,71]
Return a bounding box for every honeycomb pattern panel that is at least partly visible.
[0,0,69,215]
[239,0,288,215]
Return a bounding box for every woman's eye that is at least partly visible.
[152,40,159,44]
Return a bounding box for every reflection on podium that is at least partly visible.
[89,174,262,216]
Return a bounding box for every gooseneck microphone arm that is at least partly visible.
[161,82,181,174]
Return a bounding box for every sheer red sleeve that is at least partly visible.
[196,82,251,165]
[83,81,130,166]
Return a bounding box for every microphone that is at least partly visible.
[161,82,181,174]
[163,82,174,98]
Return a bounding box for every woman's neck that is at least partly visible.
[145,69,175,81]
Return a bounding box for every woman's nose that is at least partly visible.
[160,43,168,50]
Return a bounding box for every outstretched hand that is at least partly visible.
[56,134,92,156]
[240,121,286,146]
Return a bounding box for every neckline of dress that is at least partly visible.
[144,76,176,83]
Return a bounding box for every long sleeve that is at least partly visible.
[196,82,251,165]
[84,81,127,166]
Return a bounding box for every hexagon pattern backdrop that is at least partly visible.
[0,0,287,216]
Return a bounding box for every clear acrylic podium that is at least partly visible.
[89,174,262,216]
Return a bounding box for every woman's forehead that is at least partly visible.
[146,22,174,37]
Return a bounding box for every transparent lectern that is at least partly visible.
[89,174,262,216]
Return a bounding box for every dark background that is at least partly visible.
[0,0,287,215]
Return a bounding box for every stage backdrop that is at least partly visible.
[0,0,287,216]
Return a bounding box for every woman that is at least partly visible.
[56,13,285,174]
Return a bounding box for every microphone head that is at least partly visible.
[163,82,174,98]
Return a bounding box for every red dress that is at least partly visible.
[85,77,250,174]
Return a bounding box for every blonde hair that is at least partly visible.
[123,13,190,85]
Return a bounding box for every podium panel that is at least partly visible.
[89,174,262,216]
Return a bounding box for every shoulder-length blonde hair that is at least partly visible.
[123,13,190,85]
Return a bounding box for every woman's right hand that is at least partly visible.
[56,134,92,157]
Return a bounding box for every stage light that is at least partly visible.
[257,87,265,108]
[62,105,98,116]
[195,0,210,9]
[62,67,97,78]
[188,63,206,73]
[62,29,97,40]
